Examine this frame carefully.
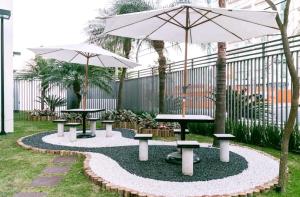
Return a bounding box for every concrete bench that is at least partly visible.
[134,134,153,161]
[65,123,81,142]
[213,134,235,162]
[177,141,200,176]
[87,117,100,136]
[101,120,115,137]
[52,119,67,137]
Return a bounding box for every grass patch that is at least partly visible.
[0,120,117,197]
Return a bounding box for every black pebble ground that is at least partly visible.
[22,129,248,182]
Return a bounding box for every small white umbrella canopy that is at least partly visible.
[102,4,279,116]
[29,43,141,109]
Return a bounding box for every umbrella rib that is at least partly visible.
[96,55,107,67]
[156,15,184,28]
[112,57,132,68]
[189,10,210,27]
[76,51,90,58]
[68,52,81,63]
[194,7,279,30]
[37,49,64,56]
[166,12,185,28]
[191,7,243,41]
[102,6,184,35]
[142,7,185,41]
[190,14,222,28]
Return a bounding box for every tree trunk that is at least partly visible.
[264,0,299,192]
[214,0,227,146]
[117,38,132,110]
[71,77,82,109]
[40,81,49,110]
[278,24,299,193]
[40,87,46,110]
[117,68,127,110]
[152,40,166,113]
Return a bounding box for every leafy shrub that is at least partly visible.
[138,112,158,129]
[188,122,214,136]
[102,110,116,120]
[290,127,300,152]
[61,112,82,122]
[37,95,66,112]
[229,122,250,143]
[265,125,281,148]
[30,109,55,117]
[250,124,266,146]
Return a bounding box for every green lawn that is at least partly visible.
[0,120,299,197]
[0,120,117,197]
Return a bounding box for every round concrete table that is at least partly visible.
[61,109,105,138]
[155,114,214,164]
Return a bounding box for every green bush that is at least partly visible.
[189,120,300,153]
[290,127,300,152]
[188,122,214,136]
[265,125,281,148]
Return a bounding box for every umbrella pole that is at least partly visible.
[182,30,188,117]
[182,8,189,117]
[83,57,89,110]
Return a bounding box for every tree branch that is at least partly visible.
[283,0,291,28]
[265,0,284,29]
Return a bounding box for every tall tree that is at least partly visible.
[117,38,131,110]
[88,0,171,112]
[17,56,55,110]
[265,0,299,192]
[152,40,167,113]
[214,0,227,145]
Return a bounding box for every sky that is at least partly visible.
[13,0,114,70]
[12,0,207,71]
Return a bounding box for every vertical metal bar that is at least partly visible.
[296,51,299,128]
[281,53,284,130]
[246,59,250,127]
[254,58,257,123]
[271,55,274,127]
[267,55,270,126]
[276,54,279,127]
[250,58,253,127]
[240,61,243,124]
[285,54,288,127]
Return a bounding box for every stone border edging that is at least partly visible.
[17,133,279,197]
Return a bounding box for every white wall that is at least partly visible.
[0,0,13,133]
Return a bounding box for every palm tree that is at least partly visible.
[151,40,167,113]
[87,0,170,112]
[46,62,113,109]
[17,56,55,110]
[213,0,227,145]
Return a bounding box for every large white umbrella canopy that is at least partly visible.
[102,4,279,115]
[29,43,141,109]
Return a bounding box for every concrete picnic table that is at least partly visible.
[155,114,214,163]
[61,108,105,138]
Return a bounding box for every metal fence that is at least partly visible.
[122,35,300,130]
[13,79,117,120]
[14,35,300,130]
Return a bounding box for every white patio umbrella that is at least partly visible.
[29,43,140,109]
[102,4,279,116]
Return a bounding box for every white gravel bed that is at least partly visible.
[88,144,279,197]
[42,130,176,147]
[41,130,279,196]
